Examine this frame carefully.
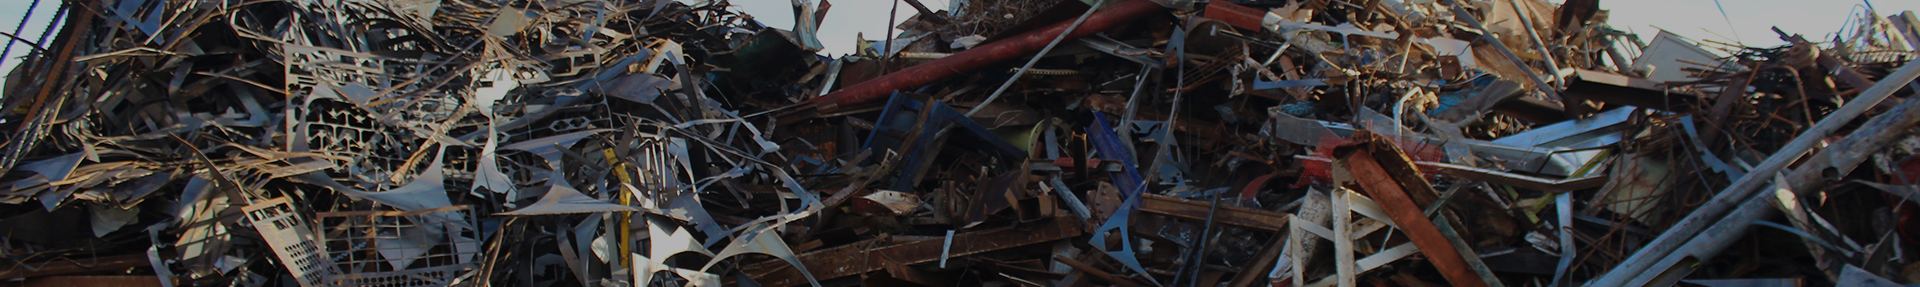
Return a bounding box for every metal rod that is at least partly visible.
[965,0,1109,117]
[1118,64,1153,153]
[1187,188,1223,287]
[882,0,901,73]
[1586,58,1920,286]
[0,0,42,71]
[1439,0,1560,100]
[1505,0,1562,90]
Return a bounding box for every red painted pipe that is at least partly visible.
[1203,0,1266,31]
[806,0,1168,110]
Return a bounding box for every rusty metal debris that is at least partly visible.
[3,0,1920,286]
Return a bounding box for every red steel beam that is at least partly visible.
[805,0,1168,111]
[1334,132,1491,287]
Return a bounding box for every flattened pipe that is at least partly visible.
[805,0,1167,110]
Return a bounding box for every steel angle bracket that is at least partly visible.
[1090,112,1145,200]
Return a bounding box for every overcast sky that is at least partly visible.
[0,0,1914,88]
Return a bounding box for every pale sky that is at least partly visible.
[1602,0,1920,49]
[730,0,954,56]
[0,0,1914,89]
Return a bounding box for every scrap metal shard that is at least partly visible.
[9,0,1920,285]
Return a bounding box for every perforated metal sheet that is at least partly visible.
[243,197,340,287]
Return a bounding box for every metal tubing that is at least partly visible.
[966,0,1109,117]
[806,0,1168,110]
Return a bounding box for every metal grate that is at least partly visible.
[316,205,480,287]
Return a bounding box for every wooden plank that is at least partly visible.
[746,217,1083,287]
[1139,194,1291,232]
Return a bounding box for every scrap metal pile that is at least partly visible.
[2,0,1920,286]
